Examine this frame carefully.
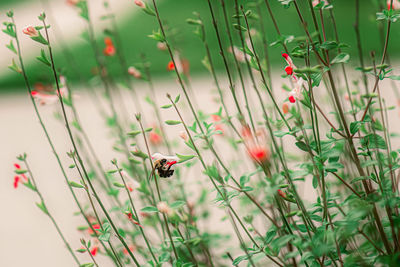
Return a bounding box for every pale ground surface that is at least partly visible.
[1,71,400,266]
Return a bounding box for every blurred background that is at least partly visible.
[1,0,400,266]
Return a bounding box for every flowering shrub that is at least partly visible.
[4,0,400,266]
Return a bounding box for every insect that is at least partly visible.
[151,153,179,178]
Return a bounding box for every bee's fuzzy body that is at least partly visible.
[154,158,175,178]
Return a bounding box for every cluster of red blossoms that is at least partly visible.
[103,37,116,57]
[13,163,28,189]
[282,53,304,104]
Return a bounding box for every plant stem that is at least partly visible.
[24,158,81,266]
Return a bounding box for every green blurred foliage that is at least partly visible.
[1,0,400,89]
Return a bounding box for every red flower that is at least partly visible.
[284,66,293,75]
[14,176,20,189]
[167,61,175,71]
[277,189,287,198]
[289,95,296,103]
[248,146,269,163]
[87,224,101,235]
[149,131,162,145]
[103,45,115,57]
[103,37,116,56]
[123,245,136,255]
[90,246,98,256]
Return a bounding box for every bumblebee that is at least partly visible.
[152,153,178,178]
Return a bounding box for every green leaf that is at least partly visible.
[127,130,141,138]
[232,255,249,265]
[161,104,172,109]
[361,134,387,149]
[131,150,148,159]
[15,169,27,174]
[174,94,180,103]
[6,40,17,54]
[176,153,196,163]
[295,141,310,152]
[69,181,84,189]
[76,1,89,21]
[80,264,94,267]
[8,58,22,74]
[31,32,48,45]
[141,206,159,213]
[186,18,202,25]
[331,53,350,64]
[350,121,361,135]
[142,5,156,16]
[170,200,186,209]
[36,201,49,215]
[165,120,181,125]
[113,182,125,188]
[36,49,51,66]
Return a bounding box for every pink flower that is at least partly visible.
[312,0,319,7]
[157,201,172,215]
[22,26,38,37]
[134,0,145,8]
[211,115,224,135]
[157,42,167,51]
[228,46,249,63]
[123,245,136,255]
[149,131,162,145]
[66,0,79,6]
[128,66,142,79]
[282,103,289,114]
[388,0,400,10]
[31,85,67,106]
[179,131,188,142]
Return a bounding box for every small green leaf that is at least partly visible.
[69,181,84,189]
[176,153,196,163]
[113,182,125,188]
[31,32,48,45]
[127,130,141,138]
[331,53,350,64]
[161,104,172,109]
[6,40,17,54]
[36,201,49,215]
[174,94,180,103]
[350,121,361,135]
[36,49,51,66]
[295,141,309,152]
[8,58,22,74]
[165,120,181,125]
[131,150,148,159]
[170,200,186,209]
[141,206,159,213]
